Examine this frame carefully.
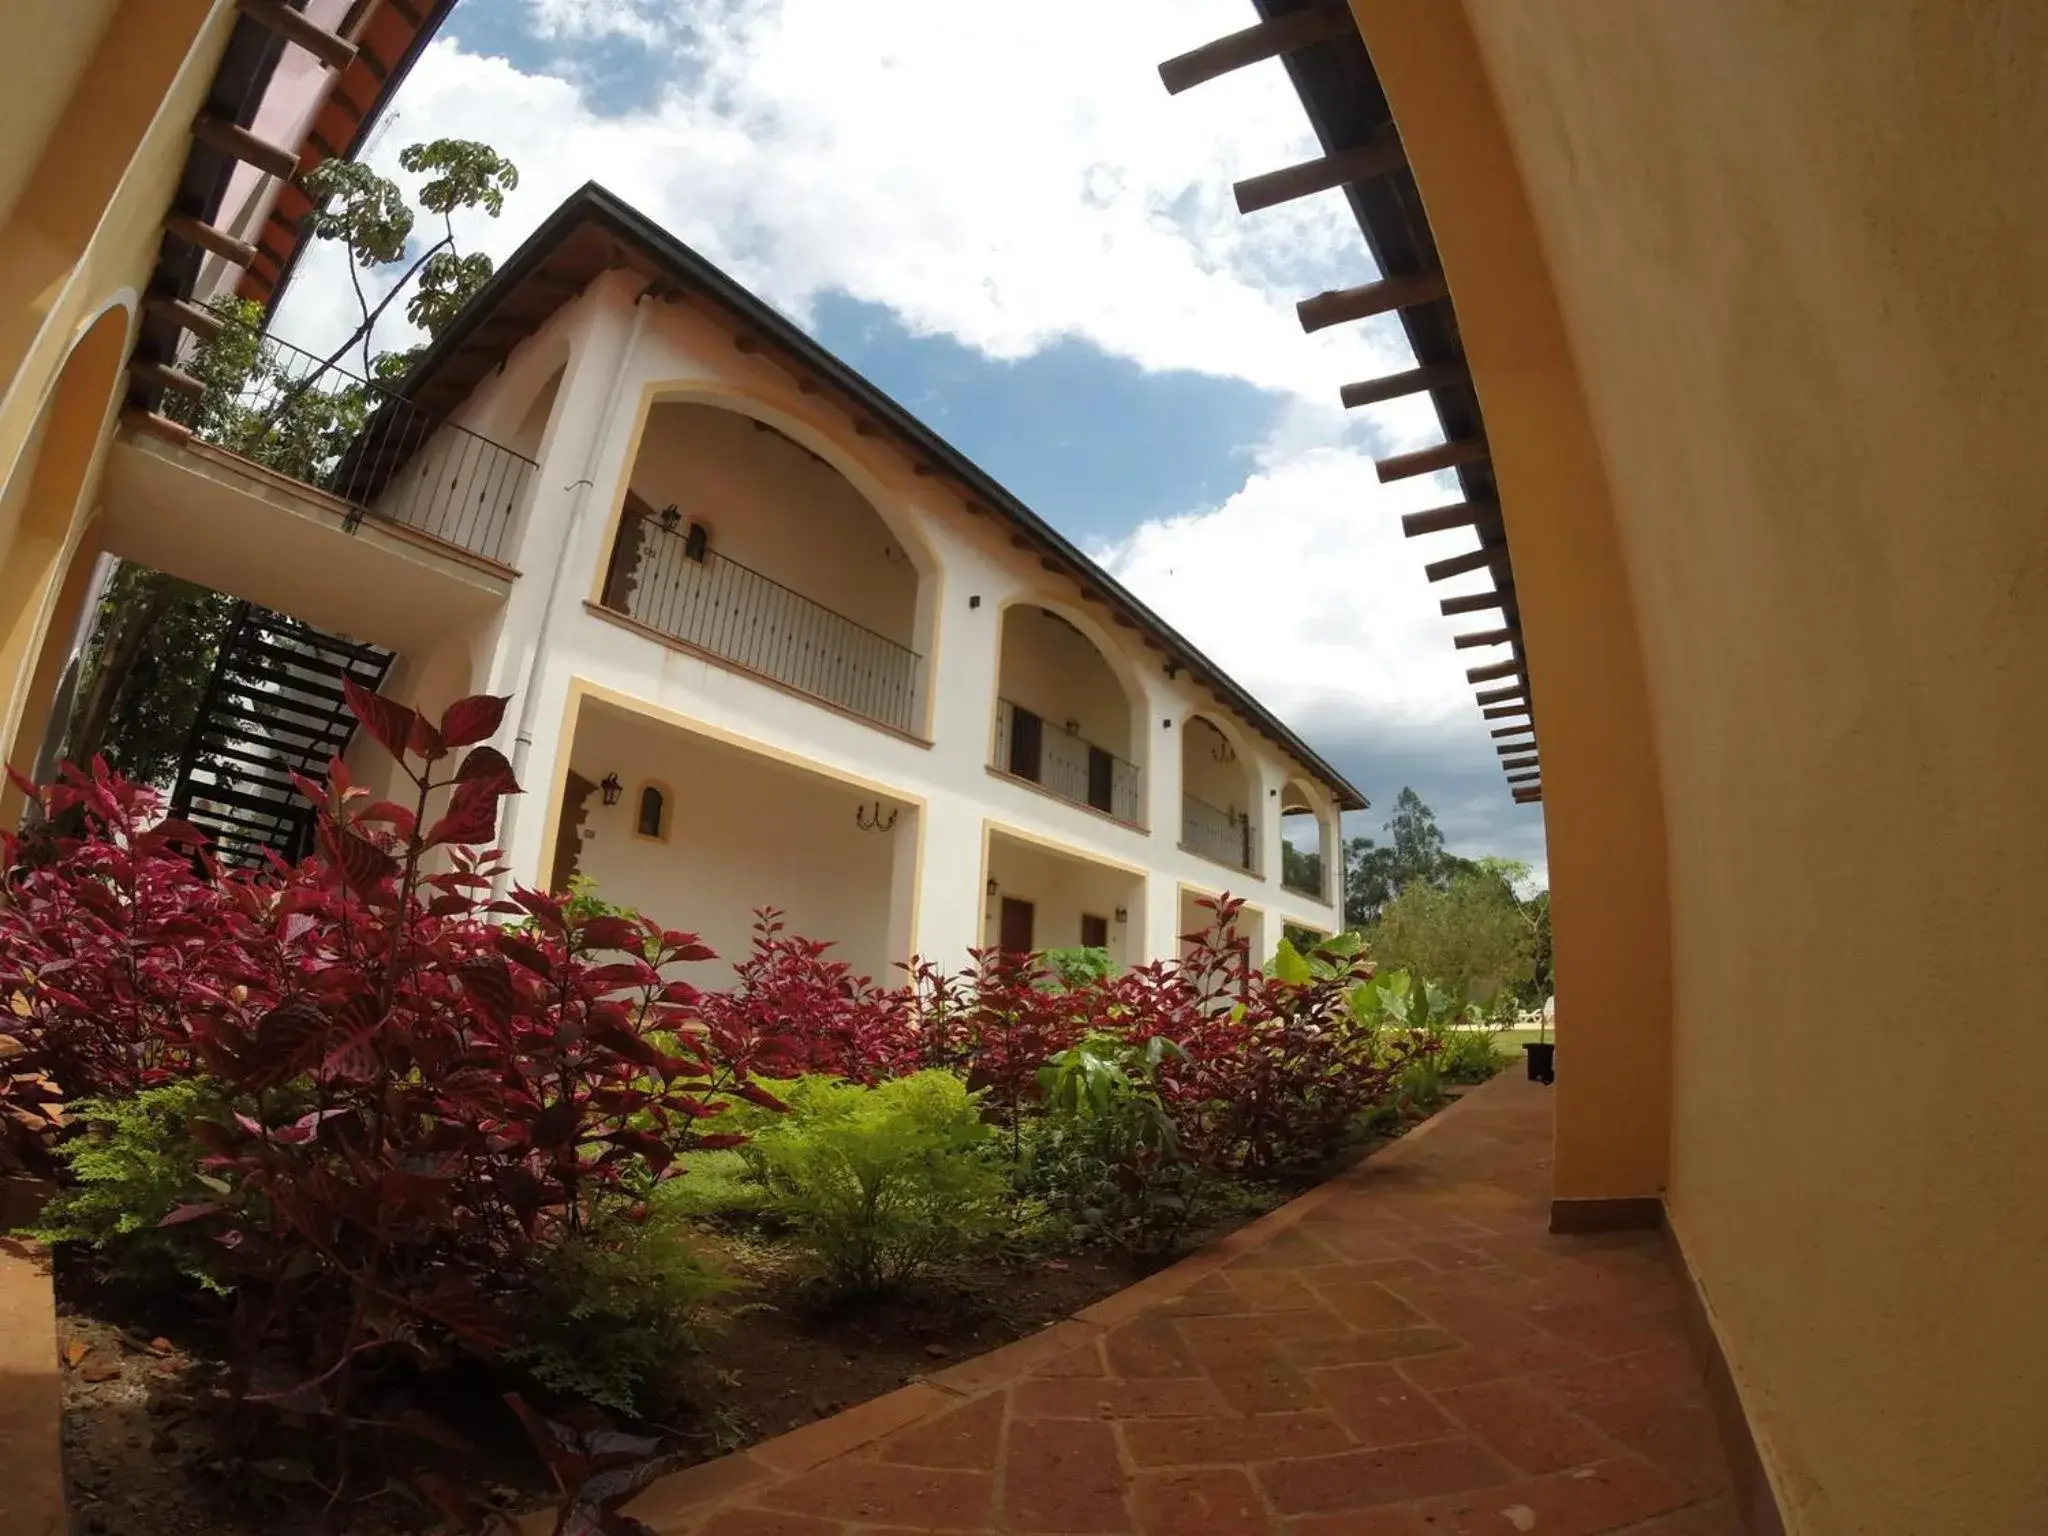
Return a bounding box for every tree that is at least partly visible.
[1281,839,1324,897]
[1366,870,1534,1007]
[1342,787,1476,926]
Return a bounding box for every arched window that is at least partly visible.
[634,781,671,842]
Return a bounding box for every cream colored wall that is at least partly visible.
[568,698,908,986]
[0,0,121,229]
[1181,713,1255,819]
[1361,1,2048,1529]
[996,603,1137,760]
[626,402,920,649]
[983,831,1142,968]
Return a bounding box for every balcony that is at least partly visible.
[600,504,925,736]
[1182,791,1255,874]
[991,698,1143,824]
[159,329,536,566]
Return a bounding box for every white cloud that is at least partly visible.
[278,0,1437,432]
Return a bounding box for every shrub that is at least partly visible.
[1022,1032,1204,1255]
[1438,1027,1507,1084]
[28,1078,230,1293]
[0,687,785,1510]
[508,1214,733,1417]
[1041,945,1114,988]
[743,1071,1005,1295]
[701,910,913,1083]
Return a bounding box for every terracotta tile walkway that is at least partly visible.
[616,1074,1739,1536]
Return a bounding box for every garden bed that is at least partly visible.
[46,1111,1480,1536]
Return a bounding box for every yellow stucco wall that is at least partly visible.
[1354,1,2048,1530]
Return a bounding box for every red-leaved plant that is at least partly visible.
[0,684,781,1520]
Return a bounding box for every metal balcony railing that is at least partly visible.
[992,698,1143,823]
[1183,792,1255,873]
[163,326,535,564]
[601,507,925,734]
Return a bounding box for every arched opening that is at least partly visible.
[0,302,129,823]
[599,400,929,735]
[1180,712,1257,874]
[1280,776,1336,905]
[992,602,1144,824]
[634,779,671,842]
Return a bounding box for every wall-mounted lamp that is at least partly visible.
[987,878,999,896]
[854,800,898,833]
[658,503,681,532]
[1113,906,1128,925]
[599,773,623,806]
[968,594,982,609]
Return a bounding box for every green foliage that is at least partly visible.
[300,159,415,264]
[1041,945,1114,988]
[406,249,497,337]
[648,1148,770,1225]
[508,1215,732,1417]
[1022,1033,1203,1255]
[1366,870,1534,1008]
[742,1072,1005,1295]
[1281,840,1325,897]
[1437,1028,1508,1084]
[1344,786,1472,926]
[29,1080,229,1292]
[398,139,520,218]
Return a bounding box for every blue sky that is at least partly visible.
[277,0,1546,883]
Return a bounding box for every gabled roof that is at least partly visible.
[393,182,1368,811]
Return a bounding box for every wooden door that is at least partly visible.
[1086,745,1114,814]
[1008,706,1043,781]
[998,896,1036,953]
[1080,912,1109,949]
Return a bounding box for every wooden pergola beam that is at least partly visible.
[1475,685,1526,706]
[1441,589,1508,616]
[1377,435,1488,483]
[1491,723,1535,738]
[1235,134,1403,215]
[1158,5,1353,95]
[164,213,258,268]
[1466,658,1521,684]
[191,113,301,181]
[1423,545,1505,583]
[1507,769,1541,783]
[1340,364,1468,410]
[1298,272,1447,334]
[1502,753,1539,770]
[130,360,205,400]
[145,295,225,342]
[1455,627,1517,649]
[1483,704,1531,720]
[1401,501,1490,538]
[1512,787,1543,804]
[237,0,358,72]
[1496,741,1534,757]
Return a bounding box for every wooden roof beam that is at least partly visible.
[1299,272,1447,334]
[1340,364,1468,410]
[1467,658,1522,684]
[1502,753,1540,771]
[1475,685,1526,706]
[1455,626,1517,649]
[1441,589,1508,616]
[1483,704,1531,721]
[1158,5,1354,95]
[1235,133,1403,215]
[1496,741,1535,757]
[130,360,204,400]
[1424,545,1506,583]
[1378,435,1488,483]
[236,0,358,72]
[1402,501,1491,538]
[191,113,301,181]
[145,295,225,342]
[164,213,257,269]
[1491,724,1535,739]
[1512,787,1543,804]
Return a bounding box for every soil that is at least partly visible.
[54,1094,1469,1534]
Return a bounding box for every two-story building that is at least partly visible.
[115,183,1360,980]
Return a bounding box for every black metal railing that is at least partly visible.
[1183,792,1255,872]
[991,699,1143,823]
[601,507,924,734]
[163,328,535,565]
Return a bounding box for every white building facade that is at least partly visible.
[133,187,1360,984]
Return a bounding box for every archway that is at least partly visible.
[992,600,1145,824]
[1179,712,1257,874]
[1280,776,1337,904]
[598,398,931,736]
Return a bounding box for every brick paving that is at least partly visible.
[618,1074,1739,1536]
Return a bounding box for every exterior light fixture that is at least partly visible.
[1114,906,1128,924]
[599,773,623,806]
[854,800,898,833]
[658,503,681,532]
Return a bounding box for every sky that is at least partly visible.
[273,0,1546,883]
